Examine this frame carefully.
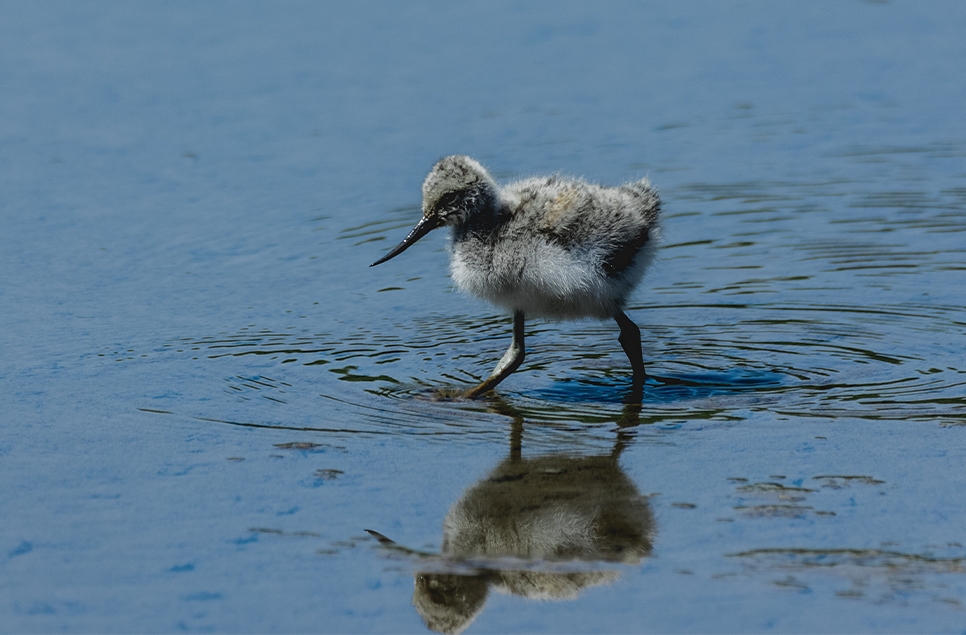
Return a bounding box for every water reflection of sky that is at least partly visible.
[2,2,965,633]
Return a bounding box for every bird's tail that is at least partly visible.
[620,178,661,222]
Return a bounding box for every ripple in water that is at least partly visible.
[143,170,965,437]
[149,297,963,442]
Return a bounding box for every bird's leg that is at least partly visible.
[615,310,647,381]
[463,311,525,399]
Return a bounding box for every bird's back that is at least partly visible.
[504,176,659,260]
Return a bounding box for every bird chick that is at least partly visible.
[372,155,661,398]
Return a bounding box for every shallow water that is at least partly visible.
[2,2,966,633]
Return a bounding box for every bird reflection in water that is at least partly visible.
[368,395,654,635]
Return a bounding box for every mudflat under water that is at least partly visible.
[2,3,965,633]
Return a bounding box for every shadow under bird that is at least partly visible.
[371,155,661,398]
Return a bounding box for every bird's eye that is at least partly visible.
[436,192,461,210]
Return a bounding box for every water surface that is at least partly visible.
[2,2,965,633]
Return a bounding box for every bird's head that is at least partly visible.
[371,155,498,267]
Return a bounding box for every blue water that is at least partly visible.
[2,2,965,632]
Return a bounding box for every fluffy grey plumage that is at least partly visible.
[372,155,662,396]
[439,157,661,319]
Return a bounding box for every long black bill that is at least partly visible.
[370,215,443,267]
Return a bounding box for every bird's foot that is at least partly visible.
[420,386,479,402]
[461,380,499,400]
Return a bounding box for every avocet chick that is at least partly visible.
[371,155,661,398]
